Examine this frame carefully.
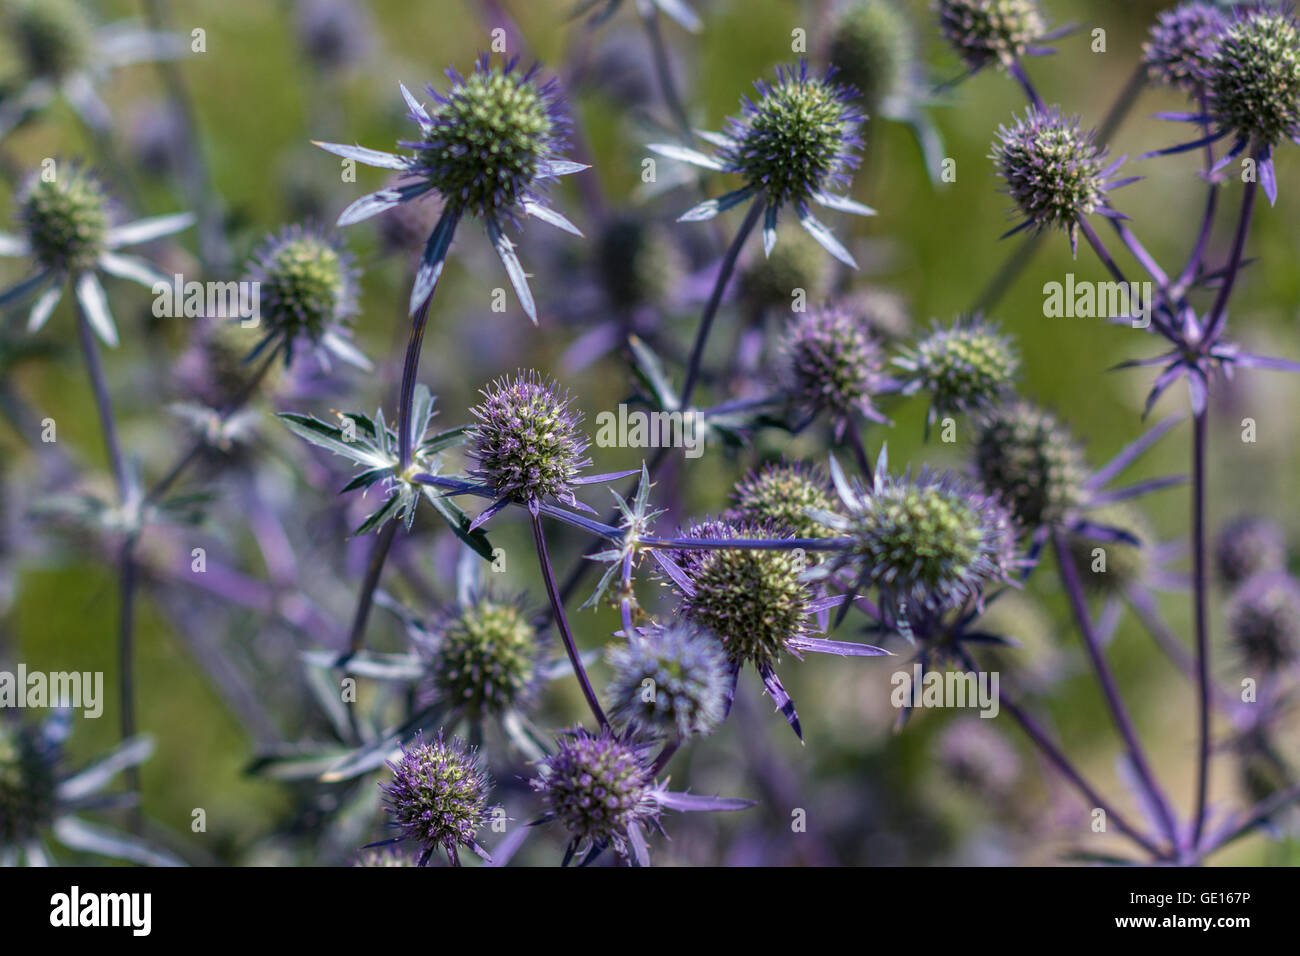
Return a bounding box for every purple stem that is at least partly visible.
[531,512,609,729]
[1077,217,1129,287]
[1203,178,1257,345]
[1052,529,1181,851]
[1190,407,1212,849]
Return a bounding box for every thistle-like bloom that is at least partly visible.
[973,401,1087,530]
[1227,572,1300,671]
[1,711,177,867]
[377,731,492,866]
[1216,516,1288,587]
[423,594,540,723]
[314,54,587,319]
[0,0,183,140]
[730,460,840,540]
[1141,1,1228,93]
[894,315,1018,432]
[648,60,873,268]
[828,0,915,116]
[0,165,194,346]
[933,0,1064,75]
[529,726,751,866]
[1150,4,1300,205]
[991,107,1135,255]
[673,518,888,738]
[466,371,593,522]
[780,303,888,437]
[810,448,1014,624]
[606,622,730,739]
[243,224,367,369]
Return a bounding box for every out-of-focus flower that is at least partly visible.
[936,716,1021,800]
[294,0,372,73]
[933,0,1065,76]
[1141,1,1228,93]
[606,622,730,739]
[780,303,888,437]
[730,460,839,540]
[894,315,1018,433]
[1227,571,1300,671]
[0,164,194,346]
[1216,516,1288,588]
[422,594,540,724]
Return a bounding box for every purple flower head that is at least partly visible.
[529,726,661,864]
[780,303,888,438]
[314,54,587,319]
[894,314,1018,432]
[243,223,367,371]
[730,459,840,540]
[606,622,731,740]
[937,716,1021,799]
[467,371,593,515]
[1141,1,1229,92]
[933,0,1055,74]
[378,731,492,866]
[991,106,1134,255]
[813,448,1015,623]
[294,0,372,73]
[1216,515,1288,587]
[1227,571,1300,671]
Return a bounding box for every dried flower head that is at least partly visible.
[467,371,592,513]
[991,107,1130,254]
[974,401,1087,529]
[425,595,538,721]
[1142,1,1228,92]
[827,0,915,115]
[379,731,492,865]
[1227,572,1300,671]
[1215,516,1288,587]
[780,303,887,436]
[530,727,660,863]
[934,0,1047,72]
[894,315,1018,430]
[730,460,839,540]
[606,622,731,739]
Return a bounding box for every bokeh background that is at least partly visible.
[2,0,1298,865]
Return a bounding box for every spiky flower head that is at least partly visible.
[974,401,1087,529]
[467,371,592,511]
[244,224,358,359]
[0,720,58,850]
[1067,504,1153,596]
[992,107,1122,253]
[817,455,1012,620]
[1142,1,1228,92]
[530,727,659,861]
[738,226,833,311]
[403,55,568,221]
[1227,571,1300,670]
[934,0,1047,72]
[1215,515,1288,587]
[7,0,93,82]
[730,460,839,540]
[780,303,886,435]
[425,595,538,721]
[379,731,491,864]
[718,60,863,210]
[895,315,1018,427]
[678,519,814,670]
[1204,5,1300,151]
[606,622,730,739]
[596,216,683,309]
[827,0,915,115]
[18,165,109,275]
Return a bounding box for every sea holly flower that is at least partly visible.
[991,106,1137,255]
[780,303,889,437]
[1,710,179,867]
[1141,1,1228,94]
[671,518,889,738]
[605,621,731,740]
[737,226,833,312]
[729,460,840,540]
[1148,4,1300,205]
[314,54,586,319]
[1227,572,1300,671]
[808,447,1015,626]
[294,0,373,74]
[0,0,184,140]
[1216,516,1288,587]
[933,0,1068,79]
[528,726,752,866]
[375,731,493,866]
[581,463,666,622]
[243,224,368,370]
[0,165,194,347]
[278,385,492,555]
[894,315,1018,434]
[595,215,685,311]
[648,60,873,268]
